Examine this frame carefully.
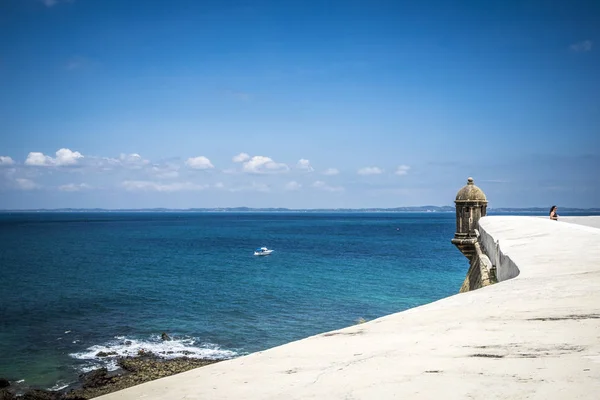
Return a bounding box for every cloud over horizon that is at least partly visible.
[241,156,289,174]
[121,180,208,192]
[232,153,250,163]
[0,156,15,166]
[0,147,597,209]
[296,159,314,172]
[185,156,215,170]
[25,148,84,167]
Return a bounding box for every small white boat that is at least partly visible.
[254,247,274,256]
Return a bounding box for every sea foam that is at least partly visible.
[48,382,71,391]
[70,334,238,372]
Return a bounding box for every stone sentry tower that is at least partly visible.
[451,177,495,292]
[451,177,488,261]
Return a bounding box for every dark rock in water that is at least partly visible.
[95,351,117,358]
[0,379,9,389]
[67,356,220,399]
[0,389,16,400]
[6,354,222,400]
[160,332,171,341]
[80,368,113,389]
[21,389,62,400]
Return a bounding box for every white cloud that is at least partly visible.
[242,156,289,174]
[232,153,250,163]
[119,153,149,168]
[25,152,53,166]
[121,180,207,192]
[214,182,225,189]
[570,40,593,52]
[16,178,39,190]
[322,168,339,176]
[312,180,344,192]
[228,154,288,174]
[56,148,84,166]
[0,156,15,166]
[284,181,302,191]
[59,183,92,192]
[90,157,120,170]
[88,153,149,170]
[185,156,214,170]
[357,167,383,176]
[25,148,84,167]
[296,159,314,172]
[394,165,411,176]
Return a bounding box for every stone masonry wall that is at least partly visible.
[459,241,495,292]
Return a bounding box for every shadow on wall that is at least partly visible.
[478,219,521,282]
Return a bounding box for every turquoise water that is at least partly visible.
[0,212,468,391]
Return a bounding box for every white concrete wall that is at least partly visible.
[478,217,520,281]
[559,216,600,229]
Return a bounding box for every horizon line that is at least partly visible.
[1,206,599,212]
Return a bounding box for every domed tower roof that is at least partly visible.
[455,177,487,203]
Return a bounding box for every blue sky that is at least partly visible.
[0,0,598,209]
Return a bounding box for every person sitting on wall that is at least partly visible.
[549,205,559,220]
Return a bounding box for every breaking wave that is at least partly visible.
[69,334,239,373]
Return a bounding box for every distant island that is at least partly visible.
[1,207,599,213]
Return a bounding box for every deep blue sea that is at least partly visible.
[0,212,481,391]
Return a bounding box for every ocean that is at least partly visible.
[1,212,470,391]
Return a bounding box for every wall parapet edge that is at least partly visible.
[477,219,520,282]
[459,217,521,292]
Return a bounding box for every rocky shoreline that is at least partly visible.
[0,353,220,400]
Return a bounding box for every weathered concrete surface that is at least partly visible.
[96,216,600,400]
[560,215,600,229]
